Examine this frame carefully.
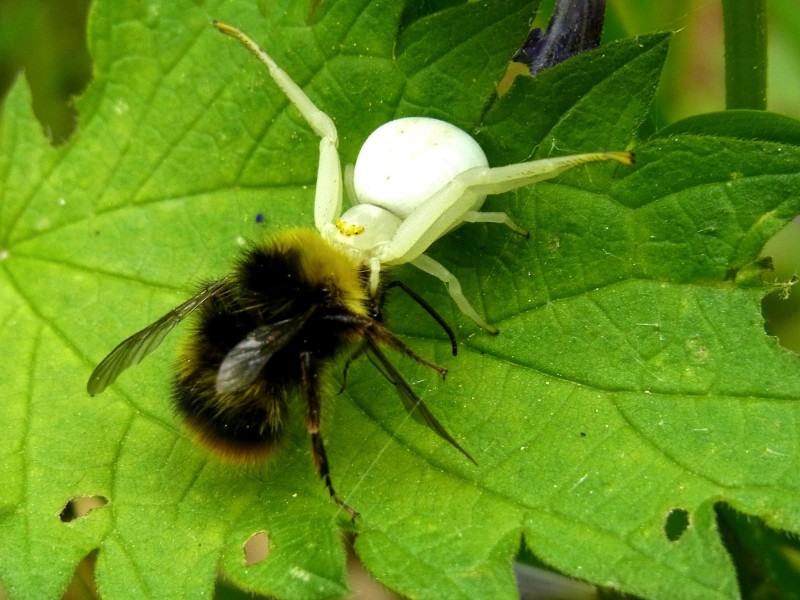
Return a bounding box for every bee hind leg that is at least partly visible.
[310,432,358,519]
[300,351,359,519]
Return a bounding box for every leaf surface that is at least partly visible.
[2,1,800,599]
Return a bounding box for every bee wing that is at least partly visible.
[365,338,476,464]
[216,312,310,394]
[87,278,231,396]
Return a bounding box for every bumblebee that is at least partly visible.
[87,229,472,516]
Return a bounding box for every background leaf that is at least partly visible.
[2,0,800,599]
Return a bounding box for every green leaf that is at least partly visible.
[654,109,800,145]
[2,1,800,599]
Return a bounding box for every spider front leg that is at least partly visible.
[378,183,502,333]
[213,22,344,229]
[386,150,635,264]
[381,150,634,330]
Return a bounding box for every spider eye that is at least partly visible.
[335,220,365,237]
[332,205,402,251]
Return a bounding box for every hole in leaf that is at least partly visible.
[343,533,401,600]
[59,495,108,523]
[761,218,800,353]
[514,536,598,599]
[65,549,99,598]
[664,507,691,541]
[243,530,269,566]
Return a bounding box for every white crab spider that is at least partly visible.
[214,22,633,333]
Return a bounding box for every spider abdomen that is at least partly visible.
[352,117,490,218]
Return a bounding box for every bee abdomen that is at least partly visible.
[172,373,288,463]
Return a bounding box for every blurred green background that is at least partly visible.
[2,1,799,142]
[0,0,92,144]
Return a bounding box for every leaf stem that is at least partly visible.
[721,0,768,110]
